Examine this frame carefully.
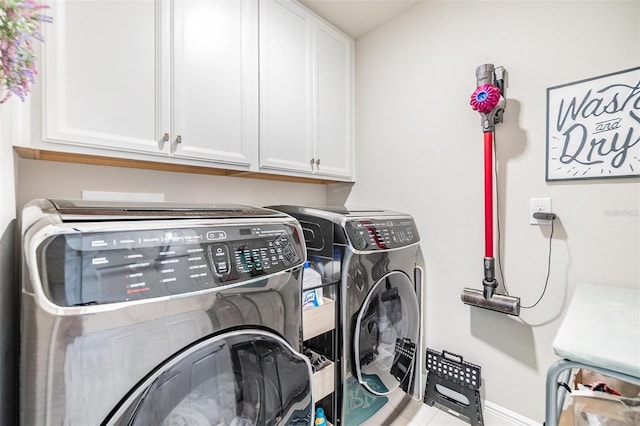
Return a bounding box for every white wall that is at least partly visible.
[351,0,640,421]
[16,159,327,209]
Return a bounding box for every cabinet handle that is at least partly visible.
[310,158,315,171]
[315,158,320,170]
[158,132,170,150]
[169,135,182,155]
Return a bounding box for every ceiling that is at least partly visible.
[298,0,423,39]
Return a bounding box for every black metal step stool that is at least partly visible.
[424,349,484,426]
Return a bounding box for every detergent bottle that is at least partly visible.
[315,407,327,426]
[302,262,323,309]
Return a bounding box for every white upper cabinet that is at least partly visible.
[315,20,353,178]
[259,0,353,180]
[172,0,258,166]
[43,0,166,155]
[42,0,257,168]
[34,0,351,180]
[258,0,314,174]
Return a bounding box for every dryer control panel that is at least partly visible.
[37,223,303,307]
[345,218,419,251]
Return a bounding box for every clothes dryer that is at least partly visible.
[20,199,313,426]
[268,206,426,426]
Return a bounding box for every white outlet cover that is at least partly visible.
[530,197,552,225]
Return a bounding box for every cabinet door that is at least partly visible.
[43,0,169,155]
[314,21,353,179]
[172,0,258,167]
[259,0,314,173]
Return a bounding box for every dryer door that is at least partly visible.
[354,271,420,396]
[104,330,313,426]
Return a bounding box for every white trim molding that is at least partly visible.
[484,400,541,426]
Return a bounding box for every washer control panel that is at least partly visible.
[345,218,419,251]
[38,223,303,307]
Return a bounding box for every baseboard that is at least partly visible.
[483,400,541,426]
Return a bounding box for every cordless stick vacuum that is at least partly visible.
[461,64,521,316]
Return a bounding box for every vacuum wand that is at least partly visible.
[483,131,496,300]
[461,63,520,316]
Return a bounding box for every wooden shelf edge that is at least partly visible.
[303,298,335,341]
[14,147,352,185]
[230,170,342,185]
[312,358,335,401]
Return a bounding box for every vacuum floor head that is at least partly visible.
[461,288,521,316]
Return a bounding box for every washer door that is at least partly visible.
[354,271,420,396]
[104,330,313,426]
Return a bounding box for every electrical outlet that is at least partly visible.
[530,198,552,225]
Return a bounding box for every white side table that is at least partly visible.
[545,284,640,425]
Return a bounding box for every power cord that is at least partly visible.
[492,132,555,309]
[493,134,508,295]
[521,218,554,309]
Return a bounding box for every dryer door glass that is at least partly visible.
[353,271,420,396]
[104,330,313,426]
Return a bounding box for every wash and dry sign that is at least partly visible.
[546,66,640,181]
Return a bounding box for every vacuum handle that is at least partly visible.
[484,131,494,258]
[442,350,463,364]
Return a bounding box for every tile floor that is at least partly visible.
[358,392,506,425]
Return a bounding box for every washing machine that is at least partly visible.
[268,206,426,426]
[20,199,314,426]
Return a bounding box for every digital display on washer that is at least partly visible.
[345,218,419,251]
[37,224,303,307]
